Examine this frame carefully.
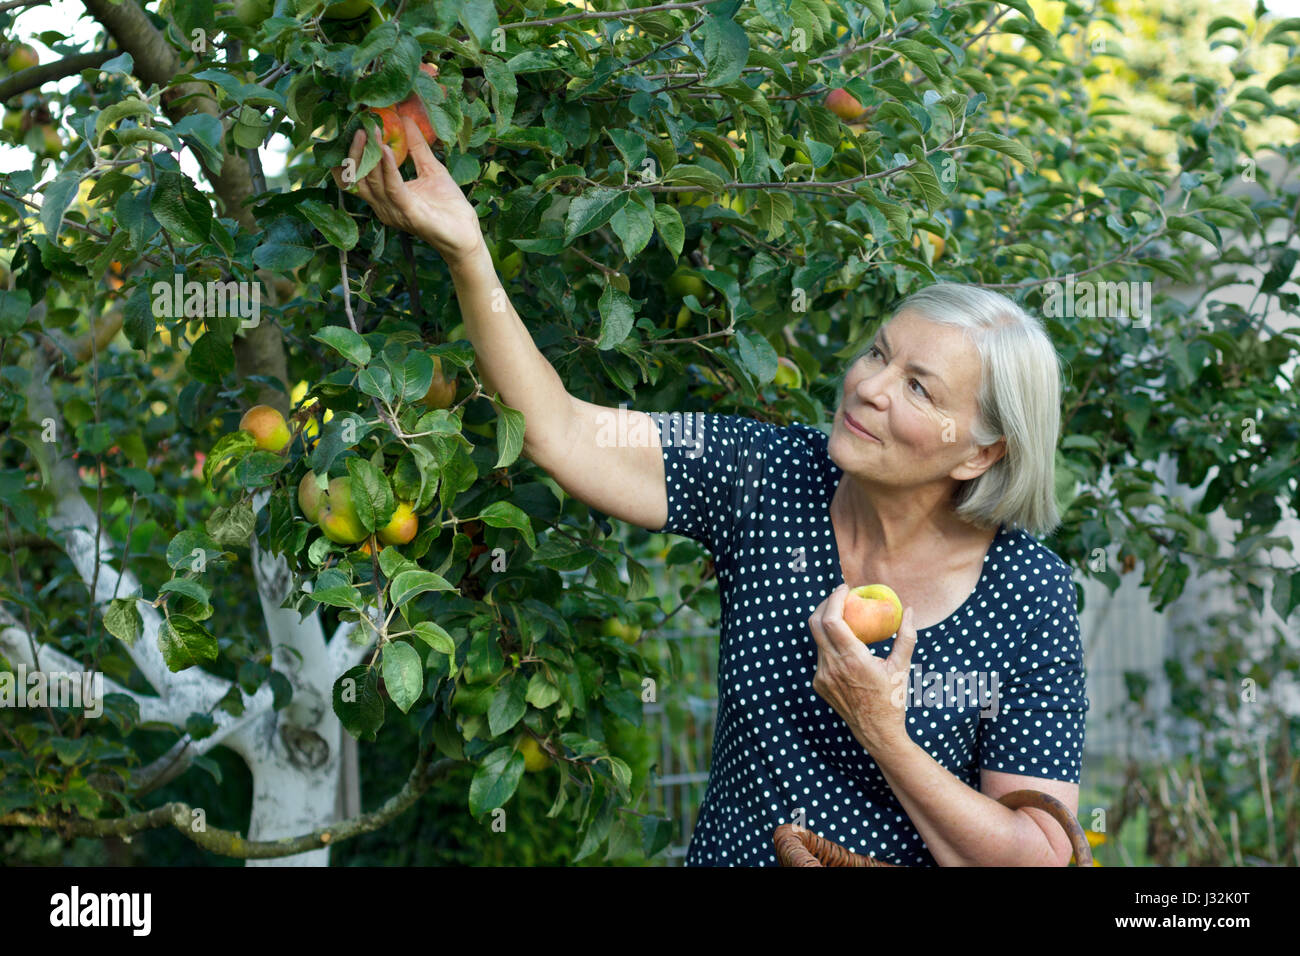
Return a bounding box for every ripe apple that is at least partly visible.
[420,355,457,409]
[773,356,802,388]
[6,44,38,73]
[519,734,552,772]
[369,106,407,168]
[239,404,291,452]
[826,88,866,121]
[912,231,947,261]
[318,476,368,544]
[298,472,326,522]
[842,584,903,644]
[666,266,707,300]
[357,538,383,558]
[377,500,418,546]
[601,616,643,645]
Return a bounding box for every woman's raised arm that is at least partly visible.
[332,118,669,532]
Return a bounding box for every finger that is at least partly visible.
[886,606,918,668]
[340,128,369,191]
[820,583,862,655]
[376,142,407,197]
[403,114,439,179]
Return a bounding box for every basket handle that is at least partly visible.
[773,788,1093,866]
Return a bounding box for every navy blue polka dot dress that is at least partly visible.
[648,411,1089,867]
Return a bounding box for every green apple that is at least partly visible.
[318,476,368,545]
[601,616,643,645]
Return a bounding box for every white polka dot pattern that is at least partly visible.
[649,412,1090,866]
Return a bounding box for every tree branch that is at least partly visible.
[0,50,117,103]
[0,745,460,859]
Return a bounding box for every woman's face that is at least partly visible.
[829,310,1003,488]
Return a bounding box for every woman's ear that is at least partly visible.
[952,436,1006,481]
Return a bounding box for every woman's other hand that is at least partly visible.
[809,583,918,757]
[330,114,483,264]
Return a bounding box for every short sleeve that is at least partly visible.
[649,412,775,557]
[977,565,1089,784]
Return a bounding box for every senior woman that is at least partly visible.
[334,122,1089,867]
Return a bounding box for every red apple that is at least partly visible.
[368,106,408,167]
[826,88,866,121]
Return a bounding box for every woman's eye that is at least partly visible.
[910,379,929,398]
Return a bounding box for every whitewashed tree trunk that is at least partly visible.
[6,355,374,864]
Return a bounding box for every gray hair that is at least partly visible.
[836,282,1064,537]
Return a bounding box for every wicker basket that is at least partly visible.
[773,788,1093,866]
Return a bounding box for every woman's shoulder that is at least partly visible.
[987,527,1079,602]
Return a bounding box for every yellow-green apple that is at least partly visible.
[239,404,291,452]
[519,734,552,772]
[377,500,418,545]
[497,249,524,281]
[601,616,643,645]
[39,124,61,156]
[912,232,947,261]
[298,472,326,522]
[6,44,38,72]
[674,304,691,330]
[773,356,802,388]
[666,266,707,300]
[842,584,903,644]
[232,0,271,26]
[420,355,457,409]
[317,476,368,544]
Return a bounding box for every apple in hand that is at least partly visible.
[318,476,368,545]
[239,404,291,452]
[377,500,418,546]
[842,584,903,644]
[368,106,408,168]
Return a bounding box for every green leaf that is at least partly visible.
[493,404,525,470]
[468,745,525,815]
[382,641,424,714]
[525,672,561,709]
[104,598,143,648]
[0,288,32,335]
[206,501,256,547]
[652,203,684,259]
[1100,169,1162,202]
[961,130,1034,168]
[299,199,359,250]
[151,171,213,245]
[157,615,218,672]
[41,170,85,241]
[596,282,636,350]
[411,620,456,656]
[1166,215,1219,247]
[389,569,456,607]
[346,456,394,532]
[333,665,384,742]
[312,326,371,366]
[488,674,527,736]
[388,350,434,403]
[478,500,536,550]
[564,186,629,243]
[699,11,749,88]
[203,429,256,488]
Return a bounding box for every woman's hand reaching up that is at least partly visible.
[330,113,484,266]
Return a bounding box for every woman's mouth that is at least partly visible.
[844,413,882,443]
